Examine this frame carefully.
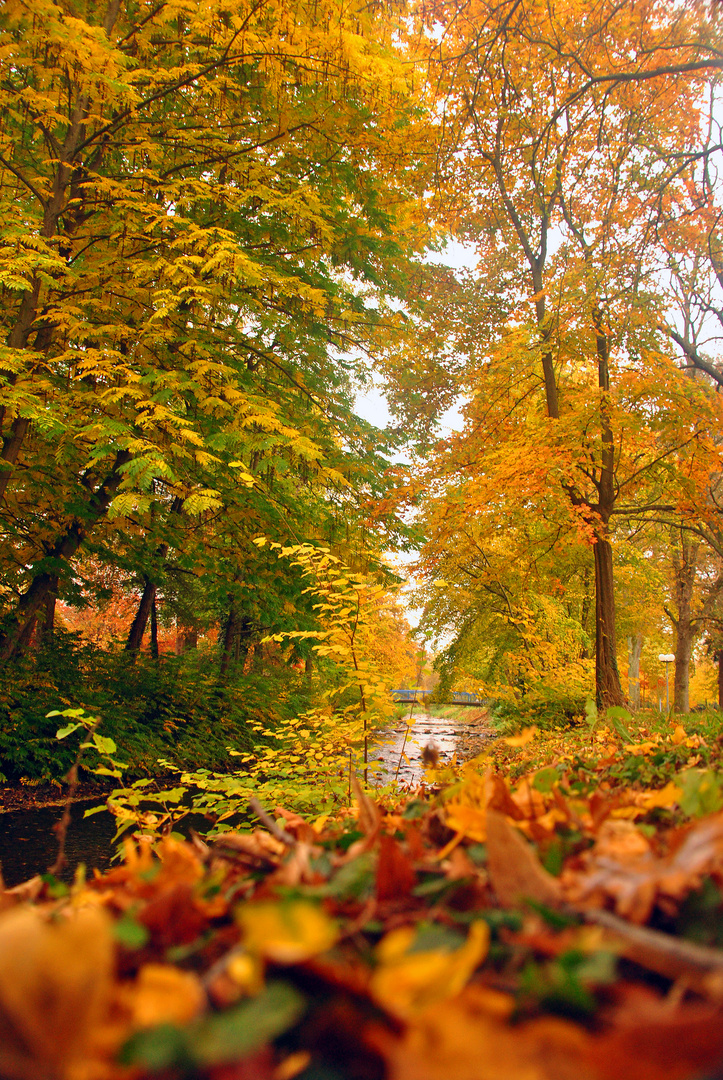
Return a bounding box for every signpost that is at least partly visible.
[659,653,675,713]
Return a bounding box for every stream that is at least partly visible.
[0,708,492,888]
[373,707,491,787]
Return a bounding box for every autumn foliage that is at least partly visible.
[6,729,723,1080]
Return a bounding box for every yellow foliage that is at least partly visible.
[237,901,339,964]
[371,921,490,1019]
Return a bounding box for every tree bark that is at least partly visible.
[220,604,240,677]
[670,532,699,714]
[150,595,159,659]
[674,626,693,714]
[124,496,182,653]
[0,450,131,662]
[176,624,198,654]
[717,650,723,709]
[126,578,157,652]
[593,533,626,708]
[627,634,643,710]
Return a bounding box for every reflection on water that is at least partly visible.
[0,801,117,887]
[373,709,491,788]
[0,801,243,888]
[374,711,461,787]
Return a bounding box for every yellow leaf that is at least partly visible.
[672,725,687,745]
[0,906,113,1073]
[444,802,487,842]
[226,952,264,995]
[636,781,682,810]
[502,726,538,747]
[124,964,205,1028]
[236,901,338,963]
[371,921,490,1019]
[626,741,658,756]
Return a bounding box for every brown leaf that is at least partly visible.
[486,809,562,908]
[351,773,381,837]
[588,1003,723,1080]
[563,814,723,924]
[376,834,416,903]
[368,984,593,1080]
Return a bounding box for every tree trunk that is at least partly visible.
[593,534,625,708]
[124,496,182,653]
[670,531,699,715]
[150,596,159,659]
[126,578,157,652]
[176,624,198,654]
[0,450,131,662]
[627,634,643,709]
[674,625,693,714]
[717,650,723,709]
[220,604,240,677]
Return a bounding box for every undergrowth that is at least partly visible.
[0,629,313,783]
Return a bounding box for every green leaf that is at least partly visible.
[92,734,118,754]
[114,914,151,950]
[120,982,305,1071]
[56,722,83,739]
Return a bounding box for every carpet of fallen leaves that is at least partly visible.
[3,726,723,1080]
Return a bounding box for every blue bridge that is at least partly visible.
[392,688,483,705]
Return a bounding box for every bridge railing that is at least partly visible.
[392,689,483,705]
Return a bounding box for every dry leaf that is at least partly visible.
[124,963,205,1028]
[376,834,416,903]
[370,921,489,1018]
[369,983,593,1080]
[486,809,562,908]
[237,901,338,963]
[0,906,113,1079]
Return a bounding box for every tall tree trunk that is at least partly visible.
[674,625,693,714]
[176,624,198,654]
[150,596,159,659]
[0,450,131,662]
[717,649,723,709]
[627,634,643,710]
[220,604,240,677]
[593,533,625,708]
[669,532,699,715]
[124,496,182,653]
[126,578,157,652]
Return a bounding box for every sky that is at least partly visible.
[353,237,479,633]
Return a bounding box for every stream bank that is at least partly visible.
[0,706,496,887]
[374,705,494,786]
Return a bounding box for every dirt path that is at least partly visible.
[373,706,494,787]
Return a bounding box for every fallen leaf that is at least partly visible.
[368,983,593,1080]
[376,834,416,902]
[502,727,539,748]
[486,810,562,908]
[0,905,113,1078]
[370,921,489,1018]
[238,901,338,963]
[124,963,205,1028]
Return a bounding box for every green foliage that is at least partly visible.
[97,544,403,836]
[120,982,305,1072]
[490,692,589,734]
[0,629,289,782]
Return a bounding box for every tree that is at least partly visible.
[0,0,430,661]
[386,0,723,706]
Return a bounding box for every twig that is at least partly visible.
[48,716,101,877]
[572,905,723,992]
[395,697,416,780]
[248,797,297,846]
